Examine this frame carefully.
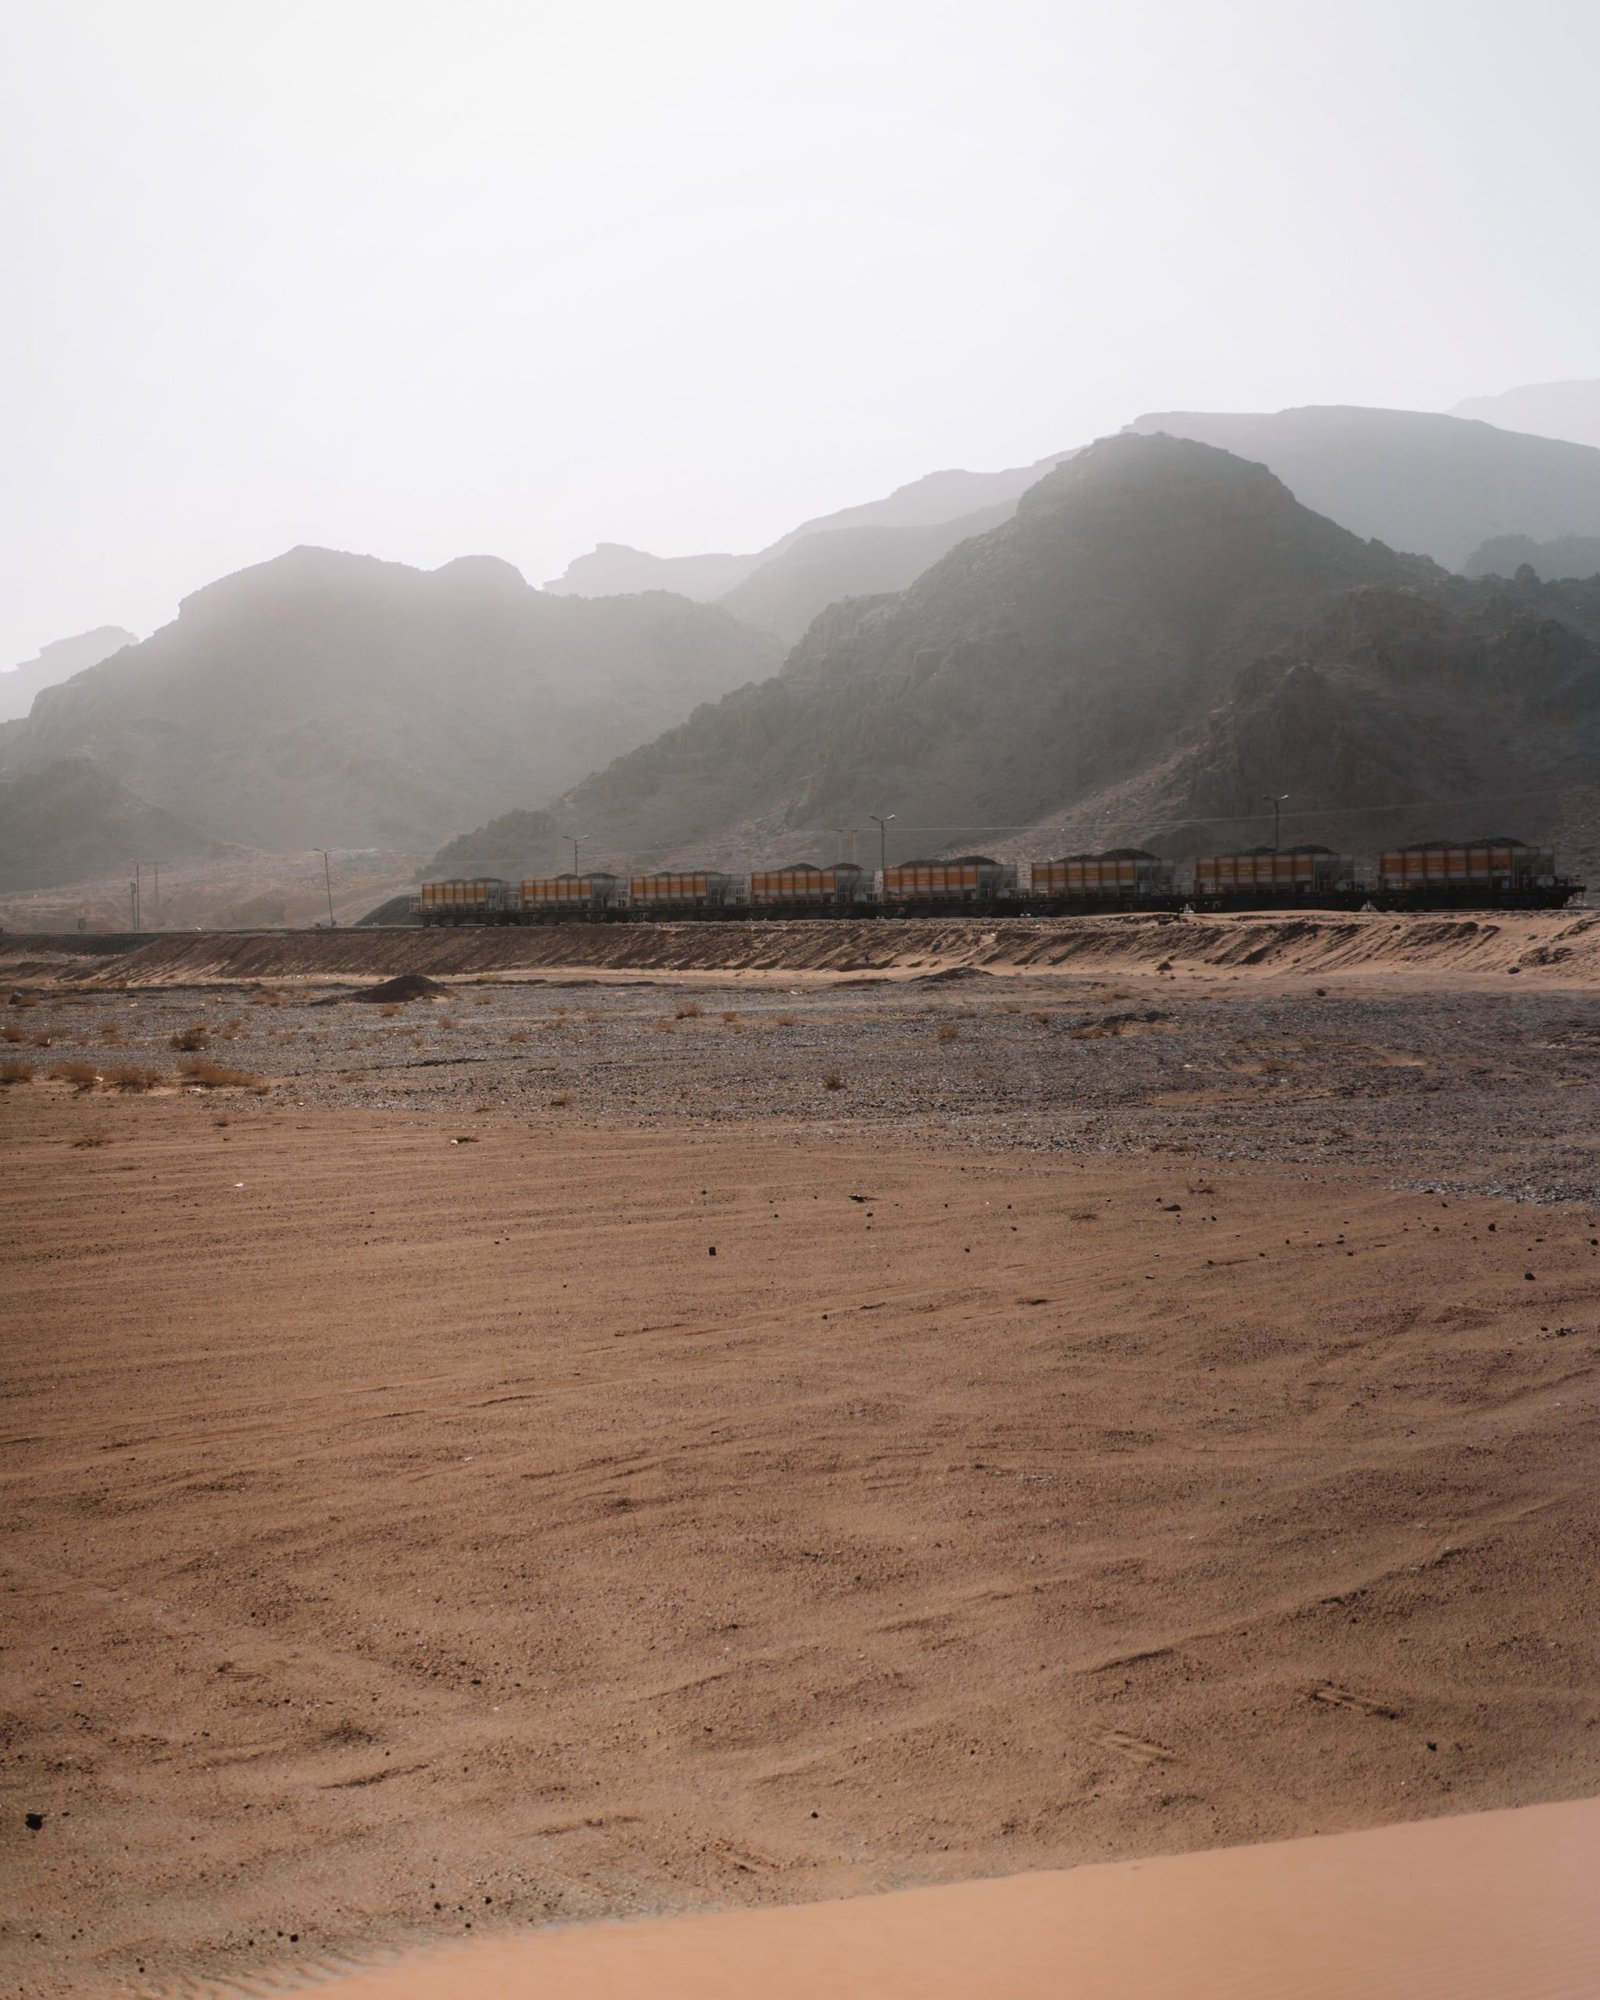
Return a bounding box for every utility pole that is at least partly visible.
[1260,793,1289,852]
[318,850,336,926]
[870,811,896,878]
[563,831,579,874]
[129,879,139,931]
[152,862,160,929]
[134,861,142,931]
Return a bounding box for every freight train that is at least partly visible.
[414,840,1582,924]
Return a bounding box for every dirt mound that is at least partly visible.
[348,972,447,1003]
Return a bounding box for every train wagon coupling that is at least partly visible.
[410,840,1584,926]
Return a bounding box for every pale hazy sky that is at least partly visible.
[4,0,1598,666]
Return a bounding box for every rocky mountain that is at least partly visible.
[1450,379,1600,451]
[524,433,1437,871]
[422,808,562,882]
[0,756,230,892]
[1034,571,1600,883]
[1124,406,1600,569]
[544,450,1073,642]
[1463,533,1600,581]
[0,549,782,854]
[0,626,137,725]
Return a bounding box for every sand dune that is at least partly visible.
[282,1795,1600,2000]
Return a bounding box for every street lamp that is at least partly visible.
[870,812,896,877]
[562,831,579,874]
[1260,794,1289,852]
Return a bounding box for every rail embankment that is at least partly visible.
[4,907,1600,987]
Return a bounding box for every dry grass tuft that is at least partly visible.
[1031,1010,1052,1027]
[105,1065,162,1091]
[773,1012,797,1028]
[0,1058,35,1085]
[935,1021,960,1042]
[675,1000,703,1019]
[436,1015,457,1031]
[71,1127,111,1149]
[249,986,288,1007]
[822,1071,845,1091]
[379,1001,403,1018]
[653,1017,677,1033]
[30,1031,55,1048]
[1,1024,26,1043]
[170,1024,210,1052]
[178,1059,267,1092]
[9,993,41,1010]
[1069,1208,1100,1222]
[550,1092,571,1108]
[49,1059,101,1088]
[507,1029,531,1045]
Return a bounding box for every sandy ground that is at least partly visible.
[4,1037,1600,1995]
[256,1796,1600,2000]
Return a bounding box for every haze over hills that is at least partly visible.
[0,755,230,892]
[0,626,136,726]
[483,434,1441,876]
[544,450,1073,643]
[1462,533,1600,581]
[1450,379,1600,450]
[0,549,782,855]
[1124,406,1600,569]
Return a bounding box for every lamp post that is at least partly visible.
[563,831,579,874]
[870,812,896,878]
[318,850,336,926]
[1260,794,1289,852]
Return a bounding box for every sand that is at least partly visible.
[4,1074,1600,1995]
[269,1795,1600,2000]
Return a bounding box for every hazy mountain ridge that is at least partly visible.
[0,756,232,892]
[1125,406,1600,569]
[0,626,137,726]
[0,548,782,854]
[544,449,1074,643]
[1463,533,1600,581]
[1450,379,1600,450]
[529,434,1438,870]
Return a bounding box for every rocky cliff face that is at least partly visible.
[0,550,781,853]
[531,434,1436,869]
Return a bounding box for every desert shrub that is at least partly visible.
[1069,1209,1100,1223]
[437,1015,457,1030]
[106,1066,162,1091]
[100,1023,126,1046]
[9,993,40,1010]
[49,1060,101,1087]
[774,1012,797,1028]
[1031,1011,1052,1027]
[675,1000,703,1019]
[30,1032,54,1048]
[379,1002,402,1018]
[935,1021,960,1042]
[721,1010,740,1024]
[219,1015,243,1038]
[653,1017,676,1033]
[507,1029,530,1045]
[823,1071,845,1091]
[71,1127,111,1149]
[474,994,493,1007]
[1,1025,25,1043]
[170,1024,210,1052]
[249,986,287,1007]
[550,1092,571,1108]
[583,1009,603,1023]
[0,1058,34,1085]
[177,1060,267,1092]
